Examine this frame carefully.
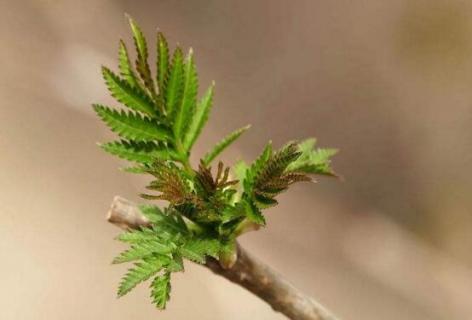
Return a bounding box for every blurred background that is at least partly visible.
[1,0,472,319]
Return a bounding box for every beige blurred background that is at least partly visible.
[1,0,472,319]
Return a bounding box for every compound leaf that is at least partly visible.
[118,256,168,297]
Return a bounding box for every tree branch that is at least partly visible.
[107,196,340,320]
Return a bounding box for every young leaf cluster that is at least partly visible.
[94,17,337,310]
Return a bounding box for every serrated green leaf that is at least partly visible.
[102,67,156,117]
[220,203,246,223]
[156,32,169,95]
[180,237,221,264]
[139,205,188,236]
[174,49,198,139]
[167,254,184,272]
[116,228,156,244]
[113,242,173,264]
[202,125,250,165]
[128,17,155,95]
[260,142,273,161]
[242,198,266,225]
[165,47,184,117]
[118,40,141,88]
[243,143,310,210]
[243,142,272,193]
[139,204,165,222]
[254,193,278,209]
[121,165,148,174]
[255,143,301,184]
[93,105,171,142]
[150,272,171,309]
[298,138,316,153]
[118,256,167,297]
[100,140,172,163]
[183,82,214,151]
[303,148,338,174]
[286,138,338,176]
[233,160,249,182]
[128,16,148,62]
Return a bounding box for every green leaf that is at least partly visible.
[297,138,316,153]
[139,204,166,222]
[102,67,156,116]
[118,40,141,89]
[220,204,246,224]
[243,142,272,193]
[121,165,148,174]
[93,105,171,142]
[183,82,214,151]
[99,140,173,163]
[243,143,311,210]
[179,238,221,264]
[128,17,155,95]
[233,160,249,183]
[242,198,266,225]
[156,31,169,95]
[117,256,167,297]
[299,149,338,175]
[116,228,156,244]
[202,125,251,165]
[128,16,148,62]
[150,272,171,309]
[174,49,198,139]
[167,254,184,272]
[139,205,188,236]
[165,48,184,116]
[286,138,338,176]
[256,142,301,181]
[113,243,173,264]
[254,193,278,209]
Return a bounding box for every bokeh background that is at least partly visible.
[1,1,472,319]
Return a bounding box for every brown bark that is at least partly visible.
[107,196,340,320]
